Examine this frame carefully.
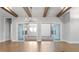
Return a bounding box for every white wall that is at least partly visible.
[11,17,63,42]
[0,16,4,42]
[69,8,79,43]
[32,17,62,23]
[60,12,70,42]
[4,19,10,41]
[60,7,79,43]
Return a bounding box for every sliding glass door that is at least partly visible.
[18,23,60,41]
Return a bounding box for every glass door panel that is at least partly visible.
[51,24,60,40]
[18,24,24,40]
[40,24,51,41]
[26,23,38,41]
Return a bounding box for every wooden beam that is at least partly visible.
[56,7,65,17]
[30,7,32,9]
[1,7,18,17]
[57,7,71,17]
[43,7,49,17]
[23,7,32,17]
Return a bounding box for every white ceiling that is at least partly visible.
[0,7,62,17]
[32,7,62,17]
[47,7,61,17]
[12,7,28,17]
[32,7,44,17]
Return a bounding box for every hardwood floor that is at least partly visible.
[0,41,61,52]
[0,41,54,52]
[0,41,79,52]
[63,43,79,52]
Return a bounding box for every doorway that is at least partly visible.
[25,23,38,41]
[5,18,12,41]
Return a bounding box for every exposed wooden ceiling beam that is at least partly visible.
[1,7,18,17]
[43,7,49,17]
[57,7,71,17]
[23,7,32,17]
[30,7,32,9]
[56,7,65,17]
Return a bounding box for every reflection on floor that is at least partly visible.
[0,41,60,52]
[0,41,79,52]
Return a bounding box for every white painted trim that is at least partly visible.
[0,39,7,42]
[61,39,79,44]
[3,17,5,41]
[65,41,79,44]
[11,40,25,42]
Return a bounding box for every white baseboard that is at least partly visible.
[62,40,79,44]
[1,39,79,44]
[11,40,24,42]
[11,40,19,42]
[66,41,79,44]
[0,39,7,42]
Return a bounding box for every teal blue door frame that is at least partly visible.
[18,24,24,41]
[51,24,60,40]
